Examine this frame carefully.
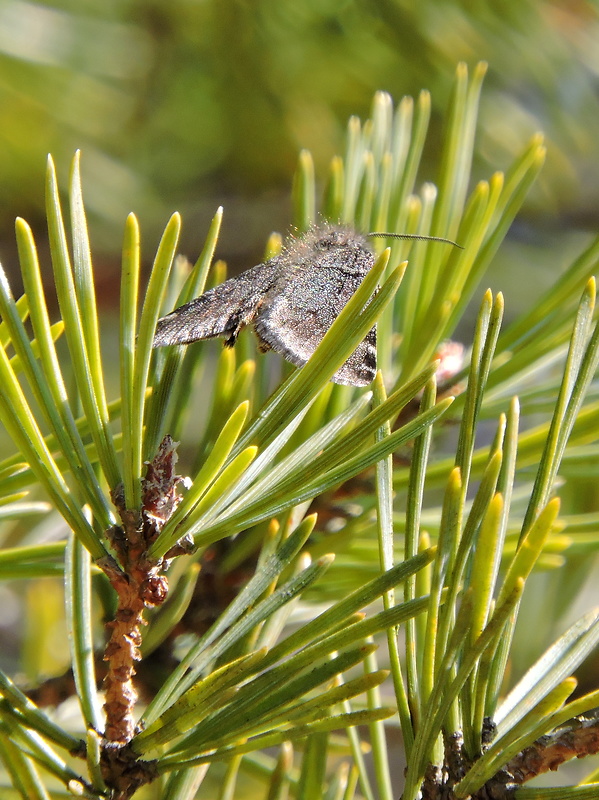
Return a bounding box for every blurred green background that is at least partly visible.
[0,0,598,303]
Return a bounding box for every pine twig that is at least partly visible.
[98,436,193,798]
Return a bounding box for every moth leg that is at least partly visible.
[224,298,268,348]
[224,320,256,347]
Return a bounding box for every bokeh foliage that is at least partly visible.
[0,0,597,255]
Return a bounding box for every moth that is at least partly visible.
[152,224,460,387]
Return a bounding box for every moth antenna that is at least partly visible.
[368,232,464,249]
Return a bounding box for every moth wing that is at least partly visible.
[331,326,376,386]
[254,267,376,387]
[153,259,279,347]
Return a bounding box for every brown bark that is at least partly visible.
[416,714,599,799]
[98,436,192,797]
